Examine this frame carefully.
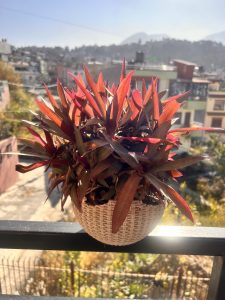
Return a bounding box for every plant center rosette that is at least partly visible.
[16,61,224,245]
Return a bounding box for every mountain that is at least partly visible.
[204,31,225,45]
[121,32,169,45]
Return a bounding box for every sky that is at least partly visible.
[0,0,225,48]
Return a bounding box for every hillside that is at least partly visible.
[121,32,169,44]
[19,39,225,71]
[204,31,225,45]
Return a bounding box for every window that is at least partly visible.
[213,100,225,111]
[211,118,222,127]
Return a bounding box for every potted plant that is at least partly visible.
[16,61,224,246]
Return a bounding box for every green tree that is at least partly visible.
[0,61,36,139]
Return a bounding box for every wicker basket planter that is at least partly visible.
[73,199,165,246]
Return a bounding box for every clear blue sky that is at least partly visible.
[0,0,225,47]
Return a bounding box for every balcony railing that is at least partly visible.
[0,220,225,300]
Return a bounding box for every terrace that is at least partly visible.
[0,220,224,300]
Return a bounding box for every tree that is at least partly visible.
[0,61,36,140]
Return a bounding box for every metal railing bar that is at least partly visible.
[0,221,225,255]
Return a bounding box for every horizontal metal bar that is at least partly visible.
[0,296,122,300]
[0,220,225,255]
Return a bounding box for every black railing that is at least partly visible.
[0,220,225,300]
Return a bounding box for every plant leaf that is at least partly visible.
[74,126,85,155]
[158,100,181,127]
[97,72,105,94]
[169,127,225,134]
[101,132,140,170]
[145,173,193,222]
[120,58,126,82]
[68,72,103,118]
[44,83,59,109]
[116,71,134,122]
[116,136,163,144]
[132,89,143,108]
[16,160,50,173]
[112,172,141,233]
[83,65,106,118]
[90,157,113,178]
[151,155,206,172]
[142,79,147,100]
[57,80,68,109]
[152,79,160,121]
[26,126,47,148]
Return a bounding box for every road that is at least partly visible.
[0,164,64,221]
[0,163,71,294]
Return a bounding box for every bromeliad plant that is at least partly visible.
[16,61,224,237]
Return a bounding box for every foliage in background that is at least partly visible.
[0,61,36,140]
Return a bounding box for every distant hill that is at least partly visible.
[121,32,169,45]
[204,31,225,45]
[19,39,225,71]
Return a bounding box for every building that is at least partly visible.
[12,61,40,86]
[0,80,10,111]
[0,39,11,62]
[170,59,209,127]
[205,91,225,128]
[0,137,19,193]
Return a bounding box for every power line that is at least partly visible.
[0,5,122,38]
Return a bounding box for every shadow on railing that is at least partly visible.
[0,220,224,300]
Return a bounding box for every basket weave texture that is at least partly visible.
[73,199,165,246]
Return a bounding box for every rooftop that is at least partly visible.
[173,59,197,66]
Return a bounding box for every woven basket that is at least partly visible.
[73,199,165,246]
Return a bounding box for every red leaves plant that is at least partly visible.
[16,61,225,232]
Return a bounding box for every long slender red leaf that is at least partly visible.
[57,80,68,109]
[115,136,163,144]
[116,71,134,122]
[132,89,143,108]
[162,91,190,105]
[143,83,153,105]
[169,127,225,134]
[68,72,103,118]
[44,84,59,109]
[83,65,106,118]
[43,130,56,154]
[151,155,206,172]
[26,126,46,148]
[35,100,73,139]
[152,79,160,121]
[158,100,181,127]
[36,99,63,128]
[120,58,126,82]
[142,79,147,99]
[16,160,50,173]
[97,72,105,94]
[112,172,141,233]
[145,173,194,222]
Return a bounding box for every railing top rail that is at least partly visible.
[0,220,225,255]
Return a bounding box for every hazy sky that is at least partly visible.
[0,0,225,47]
